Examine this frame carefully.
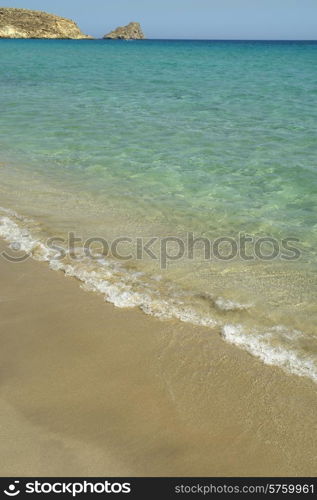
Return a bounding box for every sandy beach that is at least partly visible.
[0,238,316,477]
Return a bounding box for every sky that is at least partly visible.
[3,0,317,40]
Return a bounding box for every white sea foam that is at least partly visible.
[214,296,251,311]
[222,324,317,382]
[0,214,54,261]
[50,259,219,327]
[0,207,316,383]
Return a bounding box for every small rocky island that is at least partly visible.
[103,22,145,40]
[0,7,92,39]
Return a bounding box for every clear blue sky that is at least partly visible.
[3,0,317,39]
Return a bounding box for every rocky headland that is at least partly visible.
[0,7,92,39]
[103,22,145,40]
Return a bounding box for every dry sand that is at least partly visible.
[0,239,316,477]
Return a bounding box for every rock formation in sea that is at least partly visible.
[0,7,93,39]
[103,22,145,40]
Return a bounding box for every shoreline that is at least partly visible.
[0,238,316,476]
[0,205,315,384]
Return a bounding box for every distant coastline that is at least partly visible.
[1,7,316,41]
[0,7,145,40]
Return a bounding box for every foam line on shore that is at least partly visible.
[0,207,316,383]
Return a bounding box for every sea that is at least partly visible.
[0,39,316,382]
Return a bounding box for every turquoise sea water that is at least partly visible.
[0,40,316,381]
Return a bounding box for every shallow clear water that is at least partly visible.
[0,40,317,381]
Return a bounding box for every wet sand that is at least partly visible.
[0,238,316,477]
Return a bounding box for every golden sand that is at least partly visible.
[0,239,316,477]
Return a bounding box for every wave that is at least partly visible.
[0,206,316,383]
[222,325,317,382]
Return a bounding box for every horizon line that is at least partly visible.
[2,38,317,42]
